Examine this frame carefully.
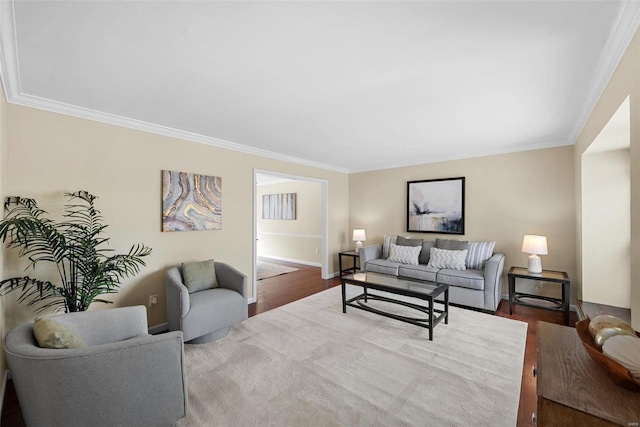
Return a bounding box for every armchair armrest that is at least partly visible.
[166,267,190,328]
[358,244,382,272]
[215,262,247,299]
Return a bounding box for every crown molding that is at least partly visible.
[7,92,350,174]
[569,0,640,144]
[0,0,19,99]
[348,138,572,174]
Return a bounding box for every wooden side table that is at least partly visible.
[508,267,570,325]
[338,250,360,276]
[536,322,640,426]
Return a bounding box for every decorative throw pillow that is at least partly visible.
[396,236,423,247]
[466,241,496,270]
[435,238,469,251]
[382,235,397,259]
[427,247,468,270]
[419,240,436,265]
[33,318,87,349]
[387,243,421,265]
[182,259,218,293]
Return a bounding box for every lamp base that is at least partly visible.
[355,241,363,250]
[527,254,542,274]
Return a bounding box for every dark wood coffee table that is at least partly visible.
[340,272,449,341]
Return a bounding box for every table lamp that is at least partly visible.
[353,229,366,250]
[522,235,548,274]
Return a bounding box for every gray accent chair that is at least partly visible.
[3,306,187,427]
[166,262,248,344]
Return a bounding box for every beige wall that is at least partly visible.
[0,76,6,395]
[257,180,322,264]
[582,149,630,307]
[1,104,349,330]
[574,29,640,330]
[349,146,576,300]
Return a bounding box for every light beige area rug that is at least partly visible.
[178,285,527,426]
[256,260,299,280]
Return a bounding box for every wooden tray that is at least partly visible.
[576,317,640,392]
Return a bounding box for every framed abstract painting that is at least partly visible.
[162,170,222,231]
[407,177,465,234]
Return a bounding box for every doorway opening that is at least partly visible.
[251,170,329,304]
[581,96,630,309]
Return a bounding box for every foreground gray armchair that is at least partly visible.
[166,262,248,344]
[4,306,187,427]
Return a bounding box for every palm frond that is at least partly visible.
[0,192,152,313]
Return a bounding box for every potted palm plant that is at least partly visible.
[0,191,152,312]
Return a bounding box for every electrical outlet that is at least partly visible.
[149,295,158,308]
[315,248,319,255]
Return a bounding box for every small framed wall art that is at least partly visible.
[262,193,296,220]
[407,177,465,234]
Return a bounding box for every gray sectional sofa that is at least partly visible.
[359,237,505,313]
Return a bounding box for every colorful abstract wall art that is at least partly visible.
[162,170,222,231]
[262,193,296,220]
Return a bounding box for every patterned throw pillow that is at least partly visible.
[382,235,397,259]
[387,243,421,265]
[427,247,468,270]
[466,241,496,270]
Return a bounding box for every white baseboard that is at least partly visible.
[258,255,321,268]
[248,297,256,304]
[148,322,168,334]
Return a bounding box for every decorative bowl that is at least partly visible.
[576,317,640,392]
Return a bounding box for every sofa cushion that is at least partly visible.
[418,241,436,265]
[398,264,439,282]
[427,247,468,270]
[466,241,496,269]
[382,235,397,259]
[436,238,469,250]
[396,236,423,247]
[365,258,401,276]
[436,269,485,291]
[388,243,421,265]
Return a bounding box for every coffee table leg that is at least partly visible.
[444,289,449,325]
[364,286,368,302]
[428,297,434,341]
[341,282,346,313]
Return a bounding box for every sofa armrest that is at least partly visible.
[358,244,382,272]
[5,331,187,427]
[483,253,506,312]
[215,262,247,299]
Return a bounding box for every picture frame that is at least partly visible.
[407,177,465,234]
[262,193,297,220]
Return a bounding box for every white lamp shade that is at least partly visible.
[352,229,366,242]
[521,235,548,255]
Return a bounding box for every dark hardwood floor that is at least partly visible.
[1,260,578,427]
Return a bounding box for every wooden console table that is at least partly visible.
[536,322,640,426]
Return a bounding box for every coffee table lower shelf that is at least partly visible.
[340,272,449,341]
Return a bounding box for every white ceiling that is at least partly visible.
[1,1,639,173]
